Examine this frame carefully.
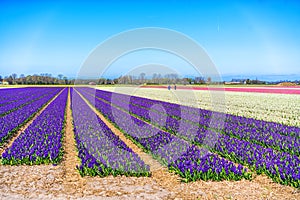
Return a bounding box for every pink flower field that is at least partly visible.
[141,85,300,95]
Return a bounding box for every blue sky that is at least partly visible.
[0,0,299,79]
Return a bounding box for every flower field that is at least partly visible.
[0,86,299,198]
[77,87,300,187]
[101,86,300,127]
[141,85,300,95]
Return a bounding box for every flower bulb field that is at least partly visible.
[0,86,299,199]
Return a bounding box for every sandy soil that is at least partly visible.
[0,88,299,199]
[0,163,299,199]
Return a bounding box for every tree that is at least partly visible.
[113,78,118,84]
[128,75,133,84]
[6,75,13,84]
[0,75,3,82]
[207,77,211,84]
[152,73,157,83]
[139,72,146,84]
[157,73,162,84]
[63,76,68,84]
[19,74,25,84]
[58,74,63,80]
[195,77,205,84]
[11,73,17,84]
[98,78,106,85]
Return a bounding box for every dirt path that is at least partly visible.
[0,88,66,156]
[61,87,87,196]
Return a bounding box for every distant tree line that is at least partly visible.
[0,72,208,85]
[228,78,300,85]
[1,72,299,85]
[0,73,73,85]
[54,73,208,85]
[116,73,207,85]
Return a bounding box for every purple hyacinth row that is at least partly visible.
[81,88,300,156]
[0,88,32,104]
[184,128,300,187]
[139,98,300,138]
[170,146,248,182]
[76,87,251,182]
[0,88,56,116]
[123,92,300,138]
[1,88,68,165]
[215,134,300,187]
[129,102,300,187]
[134,95,300,187]
[128,100,300,156]
[71,88,150,177]
[77,87,300,187]
[95,88,300,138]
[96,89,300,187]
[0,87,63,145]
[147,103,300,156]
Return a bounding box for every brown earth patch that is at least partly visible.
[277,82,297,86]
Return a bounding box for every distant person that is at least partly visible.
[168,85,171,90]
[174,84,177,90]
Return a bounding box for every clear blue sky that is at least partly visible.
[0,0,299,79]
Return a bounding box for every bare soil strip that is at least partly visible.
[61,87,87,196]
[0,88,66,156]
